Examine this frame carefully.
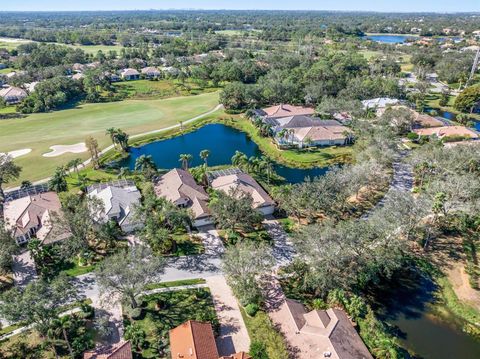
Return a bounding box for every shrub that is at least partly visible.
[245,303,260,317]
[249,340,269,359]
[407,132,419,141]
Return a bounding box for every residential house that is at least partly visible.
[414,126,479,141]
[72,63,86,73]
[154,168,212,228]
[169,321,251,359]
[160,66,180,76]
[362,98,399,111]
[413,112,445,128]
[3,192,69,245]
[0,86,27,105]
[276,298,373,359]
[120,68,140,81]
[72,73,84,81]
[24,81,38,93]
[210,171,275,216]
[254,104,315,121]
[141,66,161,79]
[83,341,132,359]
[87,182,142,233]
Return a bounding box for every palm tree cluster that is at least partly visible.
[105,127,130,152]
[253,117,273,137]
[134,155,157,180]
[231,151,276,183]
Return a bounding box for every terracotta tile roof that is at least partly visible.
[0,86,28,101]
[83,341,132,359]
[141,66,160,74]
[154,168,210,219]
[169,320,219,359]
[414,126,479,139]
[258,104,315,119]
[211,172,274,209]
[3,192,68,244]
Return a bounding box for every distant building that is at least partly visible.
[154,168,212,228]
[141,66,161,79]
[3,192,69,245]
[87,182,142,233]
[210,171,275,216]
[72,73,84,81]
[83,341,132,359]
[120,68,140,81]
[414,126,479,141]
[362,98,399,110]
[169,320,251,359]
[254,104,315,121]
[0,86,28,105]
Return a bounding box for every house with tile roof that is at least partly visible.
[254,104,315,121]
[169,321,251,359]
[3,192,69,245]
[154,168,213,228]
[87,183,142,233]
[414,126,479,141]
[0,86,27,105]
[83,341,132,359]
[279,299,373,359]
[210,172,275,216]
[120,68,140,81]
[141,66,161,79]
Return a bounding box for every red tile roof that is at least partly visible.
[169,320,219,359]
[83,341,132,359]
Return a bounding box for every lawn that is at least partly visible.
[0,67,13,74]
[1,91,219,186]
[144,278,206,291]
[124,288,218,358]
[0,37,124,54]
[221,117,353,168]
[170,233,205,256]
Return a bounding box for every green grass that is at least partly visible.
[0,323,24,337]
[125,288,218,358]
[0,106,17,114]
[0,37,124,54]
[240,308,289,359]
[170,233,205,256]
[0,67,13,74]
[221,117,353,168]
[60,260,96,277]
[1,92,219,185]
[144,279,206,291]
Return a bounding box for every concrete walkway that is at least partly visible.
[206,275,251,356]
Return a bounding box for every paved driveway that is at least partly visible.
[206,276,251,356]
[12,250,37,286]
[263,217,295,267]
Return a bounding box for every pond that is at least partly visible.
[363,34,416,44]
[374,270,480,359]
[426,108,480,131]
[117,124,329,184]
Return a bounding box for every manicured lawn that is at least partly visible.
[1,92,219,185]
[60,260,96,277]
[217,228,272,246]
[171,233,205,256]
[124,288,218,358]
[240,308,289,359]
[0,106,17,114]
[221,117,353,168]
[145,278,206,291]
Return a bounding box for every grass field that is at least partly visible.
[1,92,219,185]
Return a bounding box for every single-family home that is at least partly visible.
[83,340,132,359]
[362,98,400,111]
[120,68,140,81]
[24,81,38,93]
[210,171,275,216]
[169,320,251,359]
[413,112,445,128]
[87,182,142,233]
[72,73,84,81]
[3,192,69,245]
[154,168,212,228]
[141,66,161,79]
[414,126,479,141]
[274,298,373,359]
[254,104,315,121]
[72,63,86,73]
[160,66,180,76]
[0,86,28,105]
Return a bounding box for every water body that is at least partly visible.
[375,271,480,359]
[117,124,329,183]
[364,34,416,44]
[426,108,480,131]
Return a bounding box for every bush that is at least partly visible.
[245,303,260,317]
[124,305,143,320]
[407,132,419,141]
[249,340,269,359]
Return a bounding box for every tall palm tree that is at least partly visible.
[54,316,74,359]
[260,156,275,183]
[179,121,184,132]
[231,151,248,169]
[105,128,118,148]
[179,153,193,170]
[48,168,68,193]
[68,158,83,179]
[135,155,157,174]
[117,167,131,179]
[114,130,129,152]
[200,149,211,166]
[277,129,288,145]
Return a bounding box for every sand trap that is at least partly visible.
[43,143,87,157]
[0,148,32,159]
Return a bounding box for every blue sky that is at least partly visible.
[1,0,479,12]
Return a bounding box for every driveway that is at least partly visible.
[206,275,251,356]
[263,217,295,267]
[196,225,225,256]
[12,250,37,286]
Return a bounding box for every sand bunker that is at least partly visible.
[0,148,32,159]
[43,143,87,157]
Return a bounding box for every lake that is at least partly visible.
[375,271,480,359]
[118,124,329,183]
[364,34,416,44]
[426,108,480,131]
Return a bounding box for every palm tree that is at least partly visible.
[77,174,89,193]
[114,130,129,152]
[200,149,211,166]
[304,137,313,149]
[135,155,157,178]
[55,316,74,359]
[117,167,131,179]
[179,154,193,170]
[231,151,248,169]
[48,167,68,193]
[68,158,83,179]
[277,129,288,145]
[260,156,275,183]
[179,121,184,132]
[105,128,118,148]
